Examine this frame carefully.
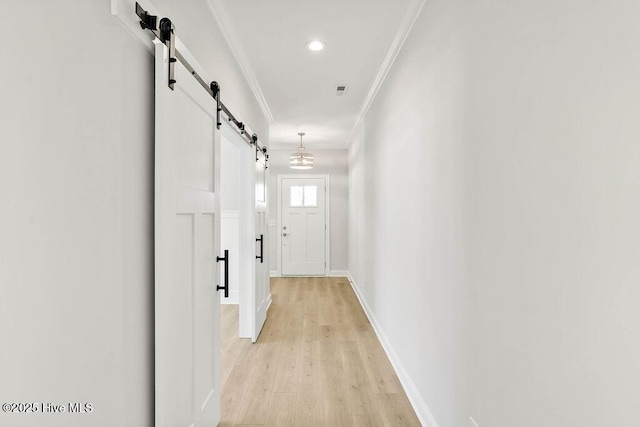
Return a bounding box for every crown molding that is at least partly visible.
[346,0,427,146]
[206,0,275,124]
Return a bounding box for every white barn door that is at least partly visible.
[253,148,269,341]
[154,42,221,426]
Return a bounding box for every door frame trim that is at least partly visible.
[276,174,330,277]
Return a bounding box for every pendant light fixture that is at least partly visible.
[289,132,314,169]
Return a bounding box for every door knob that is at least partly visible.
[282,233,288,237]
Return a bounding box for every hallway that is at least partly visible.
[219,277,421,426]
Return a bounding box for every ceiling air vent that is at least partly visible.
[336,85,347,96]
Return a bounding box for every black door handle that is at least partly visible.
[216,249,229,298]
[256,234,264,263]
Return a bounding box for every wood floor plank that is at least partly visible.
[357,329,403,394]
[335,301,358,341]
[293,391,324,427]
[221,336,251,387]
[220,341,260,425]
[299,313,322,393]
[234,341,280,424]
[323,387,353,427]
[273,337,302,392]
[319,325,345,390]
[303,279,319,317]
[221,305,251,387]
[347,390,384,425]
[353,414,385,427]
[339,340,365,385]
[318,293,335,326]
[376,393,422,426]
[221,304,238,338]
[265,392,298,427]
[220,277,419,426]
[340,339,379,416]
[342,281,371,332]
[287,280,305,339]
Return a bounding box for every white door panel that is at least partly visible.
[253,149,269,341]
[155,42,220,427]
[281,177,326,276]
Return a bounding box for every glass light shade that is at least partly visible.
[290,132,313,169]
[289,150,314,169]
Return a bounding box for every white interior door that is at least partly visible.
[154,42,220,427]
[220,124,260,341]
[220,134,244,306]
[253,149,270,341]
[281,177,326,276]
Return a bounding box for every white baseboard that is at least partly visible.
[328,270,349,277]
[347,273,439,427]
[270,270,348,278]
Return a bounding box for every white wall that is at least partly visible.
[465,1,640,426]
[268,149,348,274]
[0,1,267,426]
[348,1,467,425]
[349,0,640,426]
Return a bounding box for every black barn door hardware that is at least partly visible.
[158,18,176,90]
[216,250,229,298]
[134,3,268,154]
[256,235,264,263]
[210,81,221,129]
[136,3,157,30]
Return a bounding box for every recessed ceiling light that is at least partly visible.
[305,40,326,51]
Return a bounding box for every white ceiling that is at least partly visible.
[212,0,419,149]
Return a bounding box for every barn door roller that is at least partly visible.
[158,18,176,90]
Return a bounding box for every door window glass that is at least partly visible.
[290,186,304,206]
[289,185,318,207]
[303,186,317,207]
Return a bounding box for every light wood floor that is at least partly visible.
[219,277,421,427]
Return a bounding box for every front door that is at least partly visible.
[281,177,326,276]
[154,42,221,427]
